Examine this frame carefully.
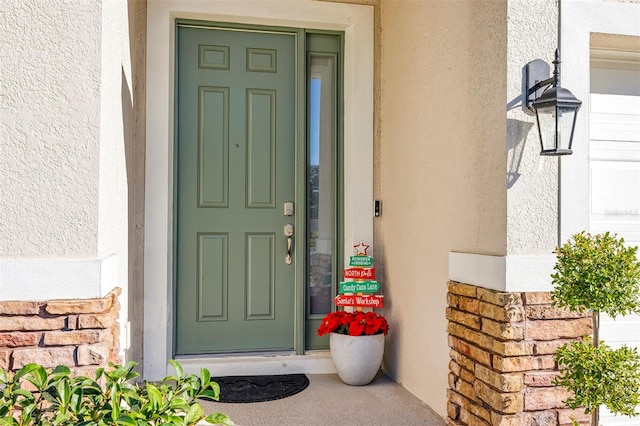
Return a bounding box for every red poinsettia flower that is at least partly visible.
[317,310,388,336]
[348,316,366,336]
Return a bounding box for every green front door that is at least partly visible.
[175,25,298,354]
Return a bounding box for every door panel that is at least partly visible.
[175,26,297,354]
[197,233,227,321]
[246,89,276,208]
[198,87,229,208]
[246,233,276,319]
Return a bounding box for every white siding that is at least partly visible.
[590,61,640,424]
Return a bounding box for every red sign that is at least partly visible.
[342,268,376,280]
[334,294,384,308]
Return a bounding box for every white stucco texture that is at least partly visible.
[506,0,559,256]
[380,0,508,416]
[98,0,133,358]
[0,0,132,360]
[448,0,578,292]
[99,0,131,265]
[0,0,102,257]
[0,255,118,301]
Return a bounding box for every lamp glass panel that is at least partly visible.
[535,107,557,151]
[557,106,577,151]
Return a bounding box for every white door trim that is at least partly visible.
[144,0,374,381]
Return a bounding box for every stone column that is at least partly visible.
[446,282,592,426]
[0,288,121,375]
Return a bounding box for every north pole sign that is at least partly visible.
[334,294,384,308]
[343,268,375,280]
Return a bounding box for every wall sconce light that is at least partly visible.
[524,51,582,156]
[523,0,582,156]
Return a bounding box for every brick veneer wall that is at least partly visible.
[446,281,592,426]
[0,288,121,375]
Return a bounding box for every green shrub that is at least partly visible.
[551,231,640,318]
[555,338,640,417]
[551,231,640,422]
[0,359,232,426]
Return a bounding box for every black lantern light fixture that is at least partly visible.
[523,0,582,156]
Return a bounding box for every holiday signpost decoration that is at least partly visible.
[335,241,383,309]
[318,241,388,385]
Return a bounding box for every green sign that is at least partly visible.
[339,281,380,294]
[349,256,373,267]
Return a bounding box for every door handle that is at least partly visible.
[284,224,293,265]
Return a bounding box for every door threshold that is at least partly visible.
[176,351,336,376]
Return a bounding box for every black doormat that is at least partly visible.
[207,374,309,403]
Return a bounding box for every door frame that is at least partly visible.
[144,0,374,381]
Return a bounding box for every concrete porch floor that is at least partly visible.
[199,372,445,426]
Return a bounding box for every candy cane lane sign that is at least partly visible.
[334,294,384,308]
[339,281,380,294]
[343,268,375,280]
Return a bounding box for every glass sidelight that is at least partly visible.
[306,33,342,349]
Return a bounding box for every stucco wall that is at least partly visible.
[0,0,102,258]
[99,1,130,270]
[505,0,558,256]
[380,0,640,416]
[98,0,143,362]
[379,0,508,415]
[0,0,138,361]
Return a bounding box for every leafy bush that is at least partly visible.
[551,231,640,422]
[555,338,640,417]
[0,359,232,426]
[551,231,640,318]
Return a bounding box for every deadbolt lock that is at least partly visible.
[284,201,294,216]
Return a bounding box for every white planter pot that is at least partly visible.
[329,332,385,386]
